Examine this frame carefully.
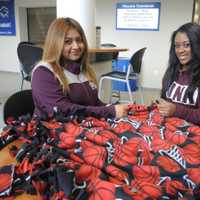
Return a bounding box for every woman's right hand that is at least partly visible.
[114,104,129,118]
[156,99,176,117]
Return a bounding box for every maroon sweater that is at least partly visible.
[31,62,115,118]
[165,69,200,125]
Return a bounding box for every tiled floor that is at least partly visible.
[0,71,160,127]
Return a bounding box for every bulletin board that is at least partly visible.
[116,2,161,31]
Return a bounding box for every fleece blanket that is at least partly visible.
[0,103,200,200]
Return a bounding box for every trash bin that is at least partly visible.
[112,58,137,91]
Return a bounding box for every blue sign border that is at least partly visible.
[0,0,16,36]
[116,2,161,31]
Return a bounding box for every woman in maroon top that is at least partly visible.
[158,23,200,125]
[31,17,128,119]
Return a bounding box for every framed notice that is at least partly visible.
[0,0,16,35]
[116,2,161,31]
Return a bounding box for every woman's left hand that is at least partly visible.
[156,99,176,117]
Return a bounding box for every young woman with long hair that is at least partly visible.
[158,22,200,125]
[31,17,128,119]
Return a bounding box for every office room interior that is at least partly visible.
[2,1,200,199]
[0,0,197,115]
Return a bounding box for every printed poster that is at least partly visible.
[0,0,16,35]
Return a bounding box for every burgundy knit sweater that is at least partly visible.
[31,62,115,118]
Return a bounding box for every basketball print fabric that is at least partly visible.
[0,103,199,199]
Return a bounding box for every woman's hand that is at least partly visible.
[114,104,129,118]
[156,99,176,117]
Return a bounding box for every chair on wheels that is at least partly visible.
[3,89,34,124]
[17,41,43,90]
[98,47,147,104]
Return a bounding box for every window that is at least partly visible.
[27,7,56,44]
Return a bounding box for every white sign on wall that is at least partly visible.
[116,2,161,31]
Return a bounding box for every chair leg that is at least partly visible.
[109,86,113,103]
[99,77,116,103]
[138,85,144,104]
[127,81,133,104]
[98,77,104,100]
[20,79,24,90]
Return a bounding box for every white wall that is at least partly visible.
[0,0,193,89]
[57,0,96,48]
[0,0,56,73]
[96,0,193,89]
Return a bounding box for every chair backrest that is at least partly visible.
[3,89,34,124]
[129,47,147,74]
[17,42,43,75]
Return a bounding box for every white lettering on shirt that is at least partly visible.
[166,81,198,106]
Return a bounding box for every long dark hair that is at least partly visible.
[161,22,200,102]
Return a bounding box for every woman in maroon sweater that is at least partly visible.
[158,23,200,125]
[31,17,128,119]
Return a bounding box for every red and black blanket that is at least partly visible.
[0,103,200,200]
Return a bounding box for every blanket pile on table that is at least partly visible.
[0,103,200,200]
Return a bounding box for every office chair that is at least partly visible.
[17,41,43,90]
[3,89,34,124]
[98,47,146,104]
